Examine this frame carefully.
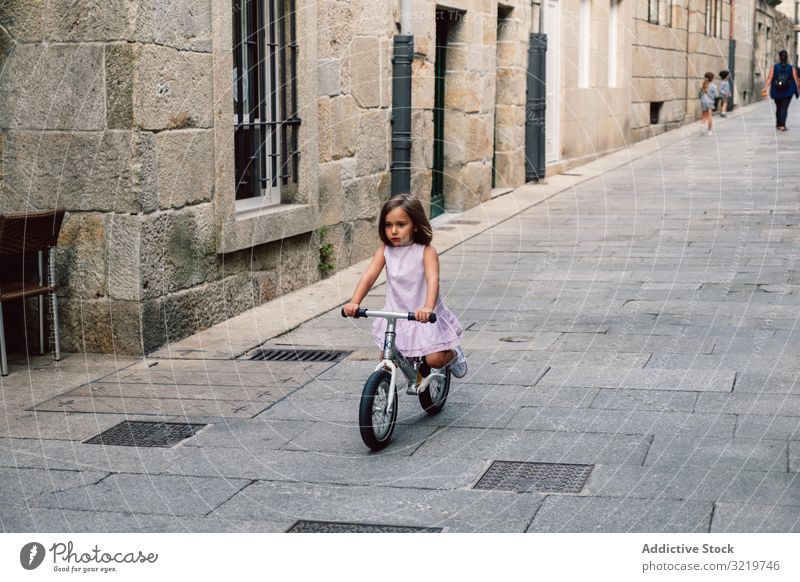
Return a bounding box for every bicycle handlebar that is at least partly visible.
[340,307,437,324]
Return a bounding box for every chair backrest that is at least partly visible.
[0,209,66,257]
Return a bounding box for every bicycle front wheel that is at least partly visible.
[359,370,397,451]
[418,366,450,415]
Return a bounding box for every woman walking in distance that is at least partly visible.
[764,50,800,131]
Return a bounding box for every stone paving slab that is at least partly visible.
[212,481,544,532]
[484,350,651,369]
[412,427,652,465]
[63,382,295,402]
[506,407,735,437]
[732,371,800,394]
[31,473,251,517]
[0,467,110,508]
[695,393,800,416]
[0,505,293,533]
[396,403,518,429]
[182,419,314,450]
[735,415,800,440]
[445,384,599,408]
[644,436,788,472]
[587,465,800,505]
[551,333,717,354]
[158,447,490,490]
[473,320,611,334]
[101,357,334,383]
[259,397,356,423]
[710,503,800,532]
[33,394,273,419]
[0,437,178,473]
[460,330,560,351]
[789,442,800,472]
[1,411,130,441]
[646,352,800,370]
[539,368,735,392]
[526,496,712,533]
[281,421,438,456]
[589,389,699,412]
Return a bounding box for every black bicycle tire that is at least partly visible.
[359,369,397,450]
[418,366,450,415]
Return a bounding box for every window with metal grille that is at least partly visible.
[705,0,724,38]
[232,0,300,205]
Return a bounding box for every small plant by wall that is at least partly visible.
[316,227,335,278]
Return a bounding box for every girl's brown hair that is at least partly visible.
[378,195,433,246]
[702,78,709,93]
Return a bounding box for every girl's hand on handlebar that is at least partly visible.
[415,307,434,323]
[343,302,360,317]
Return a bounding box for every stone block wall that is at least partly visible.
[629,0,691,143]
[407,0,531,212]
[0,1,262,354]
[558,0,632,162]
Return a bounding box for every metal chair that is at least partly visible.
[0,209,66,376]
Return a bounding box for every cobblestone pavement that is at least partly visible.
[3,101,800,532]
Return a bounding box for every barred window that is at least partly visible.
[705,0,724,37]
[232,0,300,205]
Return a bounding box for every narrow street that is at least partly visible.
[3,100,800,532]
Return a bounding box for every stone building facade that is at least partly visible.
[0,0,533,356]
[0,1,795,357]
[541,0,796,170]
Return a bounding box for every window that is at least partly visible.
[705,0,723,38]
[232,0,300,206]
[648,1,673,27]
[650,102,663,125]
[579,0,590,87]
[648,0,659,24]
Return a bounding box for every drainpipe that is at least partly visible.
[391,1,414,195]
[729,1,736,110]
[685,2,691,122]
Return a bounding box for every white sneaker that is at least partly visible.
[708,130,713,136]
[450,346,467,378]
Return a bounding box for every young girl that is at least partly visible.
[343,195,467,378]
[719,70,731,117]
[699,78,714,136]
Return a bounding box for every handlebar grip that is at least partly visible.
[341,307,368,318]
[407,312,437,323]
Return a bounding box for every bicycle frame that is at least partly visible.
[355,309,446,414]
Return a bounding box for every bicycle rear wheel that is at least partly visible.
[359,370,397,451]
[418,366,450,415]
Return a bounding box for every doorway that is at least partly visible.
[431,10,451,218]
[543,0,560,163]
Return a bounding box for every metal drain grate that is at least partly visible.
[474,461,593,494]
[249,348,350,363]
[83,421,206,448]
[287,520,442,533]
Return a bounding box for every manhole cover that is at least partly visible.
[474,461,593,493]
[249,349,350,363]
[83,421,206,448]
[287,520,442,533]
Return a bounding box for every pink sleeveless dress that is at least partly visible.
[372,243,463,357]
